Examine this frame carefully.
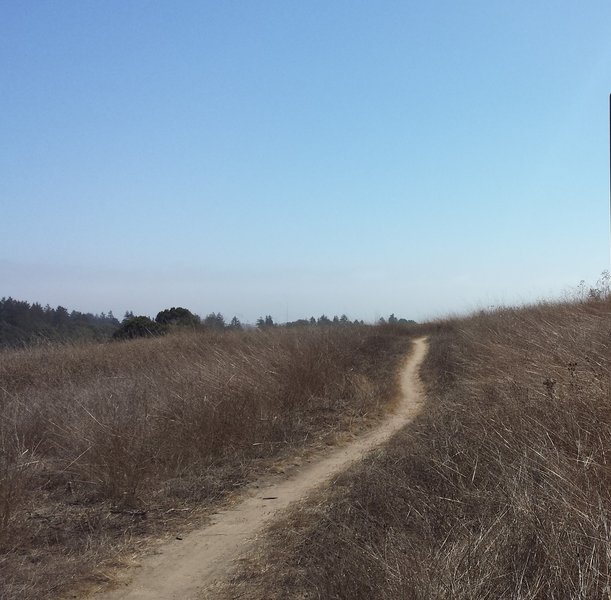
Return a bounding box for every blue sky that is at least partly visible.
[1,1,610,323]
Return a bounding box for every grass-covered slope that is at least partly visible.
[222,297,610,599]
[0,325,412,599]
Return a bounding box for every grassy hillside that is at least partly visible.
[0,325,412,599]
[220,297,611,599]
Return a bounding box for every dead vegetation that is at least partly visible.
[220,297,611,599]
[0,325,412,599]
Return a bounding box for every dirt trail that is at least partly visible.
[94,337,428,600]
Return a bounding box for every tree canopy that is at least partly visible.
[155,307,200,327]
[0,297,119,347]
[203,312,226,330]
[113,316,166,340]
[0,297,418,347]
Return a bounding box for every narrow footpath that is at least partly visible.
[93,337,428,600]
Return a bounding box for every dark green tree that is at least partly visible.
[54,306,70,328]
[203,312,225,330]
[156,307,200,327]
[228,316,242,330]
[256,315,275,329]
[285,319,310,328]
[113,316,166,340]
[0,297,120,346]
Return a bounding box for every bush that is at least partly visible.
[112,316,166,340]
[155,307,200,327]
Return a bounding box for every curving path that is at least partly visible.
[94,337,428,600]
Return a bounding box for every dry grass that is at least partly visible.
[220,297,611,599]
[0,325,412,599]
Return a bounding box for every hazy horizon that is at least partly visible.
[2,2,610,323]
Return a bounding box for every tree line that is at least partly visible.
[0,297,119,347]
[0,297,416,346]
[115,310,415,339]
[280,313,415,328]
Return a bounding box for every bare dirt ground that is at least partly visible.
[90,337,428,600]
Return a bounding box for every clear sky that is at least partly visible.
[1,1,610,323]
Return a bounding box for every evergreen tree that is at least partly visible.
[256,315,275,329]
[0,297,121,346]
[229,316,242,330]
[203,312,225,330]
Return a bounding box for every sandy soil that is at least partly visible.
[92,337,428,600]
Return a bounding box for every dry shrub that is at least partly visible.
[223,298,611,599]
[0,325,411,599]
[0,416,39,536]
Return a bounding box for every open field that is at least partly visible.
[95,338,427,600]
[218,297,611,599]
[2,296,609,599]
[0,325,413,599]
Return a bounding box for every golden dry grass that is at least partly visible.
[219,297,611,599]
[0,325,412,599]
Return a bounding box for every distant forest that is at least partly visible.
[0,297,120,347]
[0,296,416,348]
